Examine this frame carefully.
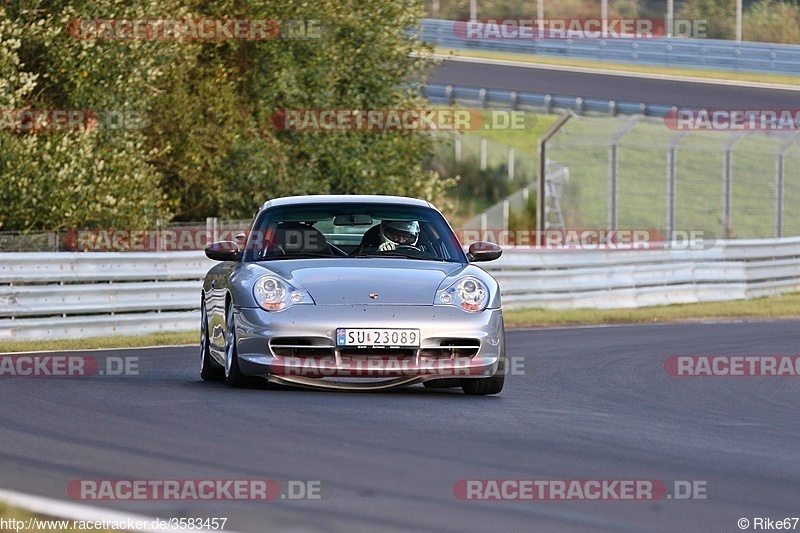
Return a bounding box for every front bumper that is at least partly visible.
[234,304,504,391]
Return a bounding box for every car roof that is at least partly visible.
[260,195,434,211]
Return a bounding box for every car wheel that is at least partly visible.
[462,355,505,396]
[200,300,224,381]
[224,305,251,388]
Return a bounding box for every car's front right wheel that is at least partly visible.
[224,305,251,388]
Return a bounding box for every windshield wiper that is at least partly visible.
[259,253,338,260]
[352,253,446,261]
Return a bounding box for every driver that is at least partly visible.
[378,220,420,251]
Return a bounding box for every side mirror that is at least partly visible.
[467,241,502,262]
[205,241,242,262]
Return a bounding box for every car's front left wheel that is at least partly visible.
[462,355,505,396]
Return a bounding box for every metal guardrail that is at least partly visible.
[420,19,800,75]
[422,83,676,117]
[2,238,800,341]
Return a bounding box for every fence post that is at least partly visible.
[608,117,641,231]
[503,200,510,231]
[537,110,573,239]
[666,146,677,242]
[455,132,462,163]
[508,146,515,181]
[480,137,487,171]
[776,152,785,239]
[775,135,798,238]
[722,133,745,239]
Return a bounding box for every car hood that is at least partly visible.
[255,259,465,305]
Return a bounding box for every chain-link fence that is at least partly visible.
[545,115,800,239]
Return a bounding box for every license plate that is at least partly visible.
[336,328,420,347]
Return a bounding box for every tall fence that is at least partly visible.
[544,115,800,239]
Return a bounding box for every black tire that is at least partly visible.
[224,305,252,388]
[462,355,505,396]
[200,300,224,381]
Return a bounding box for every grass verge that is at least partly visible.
[0,330,198,354]
[504,291,800,327]
[436,47,800,87]
[0,293,798,353]
[0,500,120,533]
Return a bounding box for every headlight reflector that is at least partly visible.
[435,276,490,312]
[253,275,313,311]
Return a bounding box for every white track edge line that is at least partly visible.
[0,488,245,533]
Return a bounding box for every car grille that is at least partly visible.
[269,337,335,358]
[269,337,480,360]
[419,339,481,359]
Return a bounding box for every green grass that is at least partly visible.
[0,330,198,354]
[437,47,800,87]
[1,294,799,353]
[504,292,800,327]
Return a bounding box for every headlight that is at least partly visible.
[435,276,490,312]
[253,275,314,311]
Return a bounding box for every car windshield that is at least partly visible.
[242,202,466,263]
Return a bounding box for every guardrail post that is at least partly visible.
[510,91,518,110]
[543,95,553,114]
[575,97,584,115]
[479,88,487,109]
[445,85,453,106]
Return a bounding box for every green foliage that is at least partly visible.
[743,0,800,44]
[0,0,451,230]
[677,0,736,40]
[0,1,180,230]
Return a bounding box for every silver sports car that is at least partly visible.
[200,195,505,395]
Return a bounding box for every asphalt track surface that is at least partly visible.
[2,321,800,532]
[429,58,800,109]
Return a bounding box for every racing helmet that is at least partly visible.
[380,220,420,246]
